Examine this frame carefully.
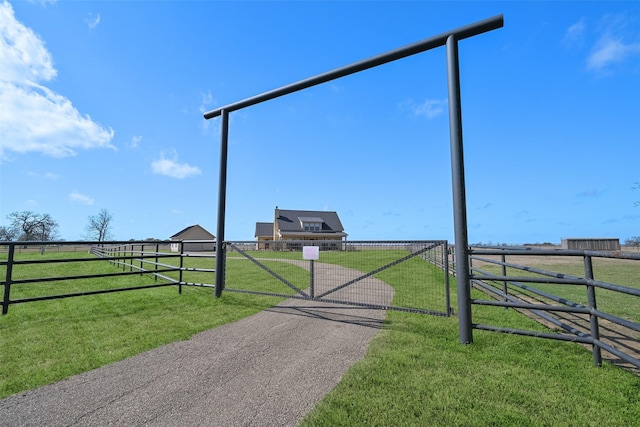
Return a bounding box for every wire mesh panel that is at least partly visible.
[224,240,451,315]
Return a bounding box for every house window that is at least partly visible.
[304,222,321,231]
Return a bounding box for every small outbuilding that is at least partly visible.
[170,224,215,252]
[561,238,620,251]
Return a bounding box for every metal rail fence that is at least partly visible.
[223,240,451,315]
[457,246,640,370]
[1,239,450,316]
[0,240,214,315]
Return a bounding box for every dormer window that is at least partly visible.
[304,222,321,231]
[298,216,324,232]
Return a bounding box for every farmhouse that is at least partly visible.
[170,224,215,252]
[255,207,347,250]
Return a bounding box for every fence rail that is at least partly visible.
[0,240,216,315]
[457,246,640,370]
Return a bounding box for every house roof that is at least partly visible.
[276,209,345,234]
[170,224,215,240]
[255,222,274,238]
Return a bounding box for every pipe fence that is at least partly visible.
[456,246,640,370]
[0,240,215,315]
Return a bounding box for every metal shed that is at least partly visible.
[561,238,620,251]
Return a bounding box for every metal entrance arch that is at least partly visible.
[203,15,504,344]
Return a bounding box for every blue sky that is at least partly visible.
[1,1,639,244]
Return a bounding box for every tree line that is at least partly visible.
[0,209,113,242]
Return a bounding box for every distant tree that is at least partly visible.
[85,209,113,242]
[0,225,19,241]
[625,237,640,251]
[7,211,59,241]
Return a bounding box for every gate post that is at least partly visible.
[447,34,473,344]
[215,109,230,298]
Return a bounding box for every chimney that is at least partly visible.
[274,206,279,240]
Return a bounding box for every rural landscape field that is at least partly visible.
[1,247,639,426]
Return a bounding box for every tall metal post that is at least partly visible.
[447,34,473,344]
[214,109,230,298]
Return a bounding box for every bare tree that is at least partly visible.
[85,209,114,241]
[624,237,640,252]
[0,225,19,241]
[7,211,59,241]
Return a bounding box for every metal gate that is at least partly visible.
[222,240,451,316]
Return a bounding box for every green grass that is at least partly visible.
[0,251,284,398]
[2,250,640,427]
[300,257,640,426]
[300,309,640,427]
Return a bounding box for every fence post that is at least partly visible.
[140,244,145,272]
[501,253,508,306]
[584,255,602,366]
[2,243,15,315]
[447,34,473,344]
[155,243,159,283]
[444,241,452,316]
[310,259,315,298]
[179,242,184,294]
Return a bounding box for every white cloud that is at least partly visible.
[199,90,215,132]
[28,170,59,179]
[0,2,56,83]
[198,90,214,115]
[85,13,100,29]
[0,1,114,160]
[563,18,586,46]
[151,151,201,179]
[406,98,448,119]
[586,14,640,71]
[27,0,57,6]
[69,191,94,205]
[129,135,142,149]
[587,36,640,70]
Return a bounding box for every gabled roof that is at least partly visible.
[170,224,215,240]
[255,222,274,238]
[276,209,345,234]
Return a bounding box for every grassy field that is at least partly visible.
[1,250,639,426]
[0,251,286,397]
